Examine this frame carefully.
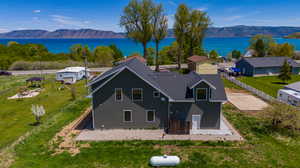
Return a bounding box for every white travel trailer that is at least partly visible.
[56,67,90,84]
[277,81,300,106]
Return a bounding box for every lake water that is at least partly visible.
[0,38,300,57]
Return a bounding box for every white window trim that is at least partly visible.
[153,91,160,98]
[196,88,207,101]
[132,88,143,101]
[115,88,123,102]
[146,110,156,122]
[123,109,133,122]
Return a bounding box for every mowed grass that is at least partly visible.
[9,103,300,168]
[238,75,300,97]
[0,75,87,149]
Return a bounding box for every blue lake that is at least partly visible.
[0,38,300,57]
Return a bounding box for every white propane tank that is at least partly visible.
[150,155,180,167]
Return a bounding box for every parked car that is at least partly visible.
[0,70,12,76]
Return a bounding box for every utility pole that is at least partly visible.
[83,47,88,86]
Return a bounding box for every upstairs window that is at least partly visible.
[123,110,132,122]
[196,88,207,101]
[146,110,155,122]
[115,88,122,101]
[132,88,143,101]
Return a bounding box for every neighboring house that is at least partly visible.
[187,55,218,74]
[243,49,256,57]
[116,55,146,65]
[56,67,90,84]
[278,81,300,106]
[236,56,300,76]
[88,58,227,134]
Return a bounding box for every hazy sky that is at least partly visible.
[0,0,299,33]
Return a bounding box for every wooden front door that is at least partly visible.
[168,120,190,134]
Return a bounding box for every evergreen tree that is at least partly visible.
[278,59,292,83]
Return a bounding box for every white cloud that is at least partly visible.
[33,10,41,13]
[168,0,177,6]
[50,15,91,27]
[224,15,243,21]
[196,7,208,11]
[0,28,9,33]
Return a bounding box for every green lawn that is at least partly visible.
[6,103,300,168]
[2,75,300,167]
[0,75,87,149]
[237,75,300,97]
[222,78,244,90]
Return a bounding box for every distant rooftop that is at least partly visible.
[187,55,209,63]
[285,81,300,92]
[57,67,87,73]
[242,56,300,68]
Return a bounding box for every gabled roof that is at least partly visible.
[89,58,227,102]
[240,56,300,68]
[187,55,208,63]
[285,81,300,92]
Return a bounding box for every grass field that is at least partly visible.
[0,75,87,149]
[238,75,300,97]
[2,75,300,167]
[6,103,300,168]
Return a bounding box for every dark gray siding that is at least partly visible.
[236,59,254,76]
[92,68,169,129]
[169,82,221,129]
[253,67,280,76]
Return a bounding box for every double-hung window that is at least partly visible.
[132,88,143,101]
[123,110,132,122]
[115,88,122,101]
[146,110,155,122]
[196,88,207,101]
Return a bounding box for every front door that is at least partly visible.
[192,115,201,130]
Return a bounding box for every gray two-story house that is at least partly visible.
[88,58,227,134]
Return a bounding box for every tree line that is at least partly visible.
[120,0,210,70]
[0,42,124,70]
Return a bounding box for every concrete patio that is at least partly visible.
[76,116,243,141]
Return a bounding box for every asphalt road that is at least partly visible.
[8,64,187,75]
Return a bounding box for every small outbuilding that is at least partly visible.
[236,56,300,76]
[187,55,217,74]
[56,67,89,84]
[278,81,300,106]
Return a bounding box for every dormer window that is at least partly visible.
[196,88,207,101]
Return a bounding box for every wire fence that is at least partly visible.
[221,73,277,102]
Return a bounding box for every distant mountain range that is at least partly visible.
[1,25,300,39]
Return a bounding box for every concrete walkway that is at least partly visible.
[76,117,243,141]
